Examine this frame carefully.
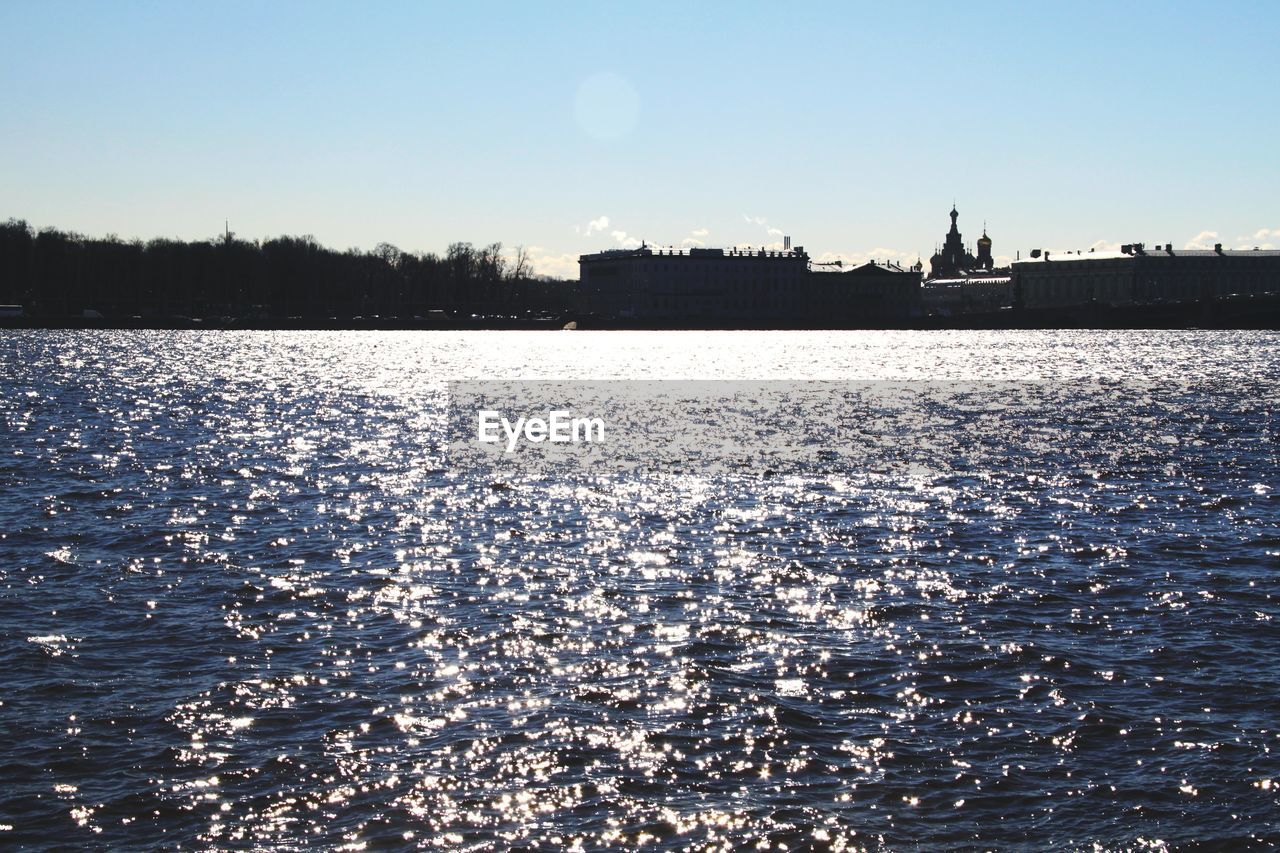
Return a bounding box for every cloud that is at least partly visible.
[742,214,789,247]
[575,215,644,249]
[1089,239,1121,252]
[575,215,610,236]
[813,247,919,269]
[679,227,709,248]
[574,215,642,248]
[1184,230,1218,250]
[744,214,783,235]
[521,246,578,280]
[610,230,641,249]
[1230,228,1278,249]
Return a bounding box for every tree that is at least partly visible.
[510,245,532,281]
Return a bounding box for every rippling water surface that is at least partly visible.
[1,330,1278,849]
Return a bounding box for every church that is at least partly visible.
[928,205,993,279]
[922,205,1013,314]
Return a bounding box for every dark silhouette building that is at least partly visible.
[577,243,920,326]
[928,205,994,279]
[975,227,993,271]
[1013,242,1280,308]
[921,205,1009,313]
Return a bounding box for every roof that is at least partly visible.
[925,276,1013,286]
[579,245,807,262]
[819,260,918,276]
[1013,250,1132,265]
[1162,248,1280,257]
[1013,247,1280,266]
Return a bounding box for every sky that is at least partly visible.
[2,0,1278,278]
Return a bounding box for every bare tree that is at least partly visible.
[510,244,532,280]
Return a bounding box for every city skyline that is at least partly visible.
[2,0,1277,278]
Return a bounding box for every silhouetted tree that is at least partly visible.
[0,219,574,322]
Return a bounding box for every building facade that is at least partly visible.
[809,260,923,324]
[577,244,920,326]
[921,274,1014,314]
[1012,242,1280,309]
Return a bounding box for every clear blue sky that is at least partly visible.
[2,0,1277,276]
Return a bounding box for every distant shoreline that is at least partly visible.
[4,292,1280,332]
[7,219,1280,334]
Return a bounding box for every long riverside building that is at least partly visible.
[1013,243,1280,309]
[577,244,921,326]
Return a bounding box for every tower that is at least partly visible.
[976,224,993,272]
[928,204,978,279]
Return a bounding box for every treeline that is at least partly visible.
[0,219,575,319]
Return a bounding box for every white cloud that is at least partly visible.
[811,252,855,267]
[610,230,641,249]
[1089,239,1122,252]
[813,247,919,269]
[521,246,578,279]
[1231,227,1279,250]
[575,215,610,236]
[741,215,790,247]
[679,227,709,248]
[1184,230,1219,250]
[575,216,645,250]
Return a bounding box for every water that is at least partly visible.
[1,330,1278,849]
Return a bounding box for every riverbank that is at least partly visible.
[3,291,1279,331]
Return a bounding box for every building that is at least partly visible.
[921,274,1014,314]
[809,259,925,325]
[920,205,1012,313]
[1012,242,1280,309]
[576,243,921,326]
[928,205,994,279]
